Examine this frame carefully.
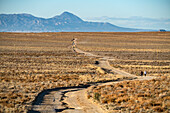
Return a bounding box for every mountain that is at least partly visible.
[0,12,146,32]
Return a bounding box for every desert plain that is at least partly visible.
[0,32,169,112]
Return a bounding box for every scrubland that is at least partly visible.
[77,32,170,77]
[0,32,169,112]
[79,32,169,112]
[87,76,170,112]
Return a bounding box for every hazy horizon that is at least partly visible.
[0,0,170,30]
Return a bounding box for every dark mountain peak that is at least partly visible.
[60,11,74,16]
[53,11,83,23]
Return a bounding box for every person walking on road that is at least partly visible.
[72,38,77,48]
[144,71,147,76]
[141,71,143,76]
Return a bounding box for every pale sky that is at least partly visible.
[0,0,170,18]
[0,0,170,30]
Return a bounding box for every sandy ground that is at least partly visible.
[63,89,106,113]
[29,44,155,113]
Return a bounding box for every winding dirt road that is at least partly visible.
[29,44,155,113]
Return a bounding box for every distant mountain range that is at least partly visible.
[0,12,152,32]
[85,16,170,31]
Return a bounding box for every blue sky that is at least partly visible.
[0,0,170,30]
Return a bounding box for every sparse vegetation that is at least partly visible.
[87,76,170,112]
[0,32,169,112]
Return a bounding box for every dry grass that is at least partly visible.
[87,76,170,112]
[76,32,170,77]
[0,32,170,112]
[79,32,170,112]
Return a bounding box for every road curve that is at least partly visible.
[62,47,155,113]
[29,44,155,113]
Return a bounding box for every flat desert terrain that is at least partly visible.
[0,32,169,112]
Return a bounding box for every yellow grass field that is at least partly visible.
[0,32,170,112]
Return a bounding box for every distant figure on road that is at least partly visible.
[144,71,147,76]
[72,38,77,48]
[141,71,143,76]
